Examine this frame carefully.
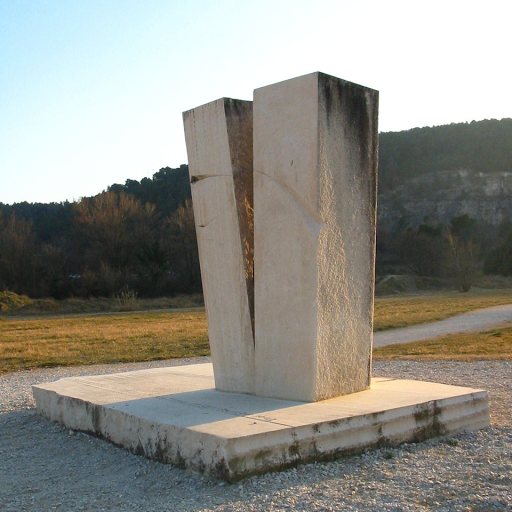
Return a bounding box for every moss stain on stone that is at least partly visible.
[288,441,301,458]
[413,401,447,442]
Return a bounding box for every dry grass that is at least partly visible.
[0,290,33,311]
[374,325,512,361]
[0,293,204,317]
[373,289,512,331]
[2,289,512,373]
[0,310,209,373]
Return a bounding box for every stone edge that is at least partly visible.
[32,382,490,483]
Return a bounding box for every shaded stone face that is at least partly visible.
[183,73,379,402]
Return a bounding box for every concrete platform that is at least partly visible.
[33,363,490,482]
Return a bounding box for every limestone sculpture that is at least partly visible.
[30,73,490,483]
[183,72,379,402]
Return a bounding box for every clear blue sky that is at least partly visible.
[1,0,511,204]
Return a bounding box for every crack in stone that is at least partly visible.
[148,395,295,428]
[255,170,324,236]
[198,216,218,228]
[190,175,228,184]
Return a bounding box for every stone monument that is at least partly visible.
[33,72,490,482]
[184,72,378,402]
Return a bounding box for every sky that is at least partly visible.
[1,0,511,205]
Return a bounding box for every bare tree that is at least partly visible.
[72,191,159,296]
[446,230,478,292]
[74,191,156,270]
[164,199,200,290]
[0,213,38,295]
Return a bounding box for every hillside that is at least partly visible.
[1,118,511,298]
[378,168,512,228]
[2,118,510,236]
[378,118,512,227]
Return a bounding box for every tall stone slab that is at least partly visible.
[183,98,255,394]
[254,72,379,402]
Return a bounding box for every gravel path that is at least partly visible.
[374,304,512,347]
[1,357,511,511]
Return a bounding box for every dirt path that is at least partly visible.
[374,303,512,347]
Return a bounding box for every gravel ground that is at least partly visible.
[1,358,511,511]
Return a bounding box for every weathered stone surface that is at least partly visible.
[32,364,490,482]
[183,98,254,394]
[254,72,379,401]
[378,168,512,229]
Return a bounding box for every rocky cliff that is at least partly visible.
[378,169,512,228]
[377,118,512,228]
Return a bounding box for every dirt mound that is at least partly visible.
[375,275,451,296]
[0,291,33,311]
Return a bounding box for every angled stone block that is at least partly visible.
[254,72,379,402]
[183,98,255,394]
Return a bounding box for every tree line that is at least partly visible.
[0,166,200,299]
[377,213,512,292]
[3,181,512,299]
[2,118,512,299]
[379,118,512,192]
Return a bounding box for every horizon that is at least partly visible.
[2,1,511,205]
[1,116,510,207]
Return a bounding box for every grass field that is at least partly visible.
[0,291,204,316]
[373,325,512,361]
[0,310,209,373]
[2,289,512,372]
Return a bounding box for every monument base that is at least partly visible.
[33,363,489,482]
